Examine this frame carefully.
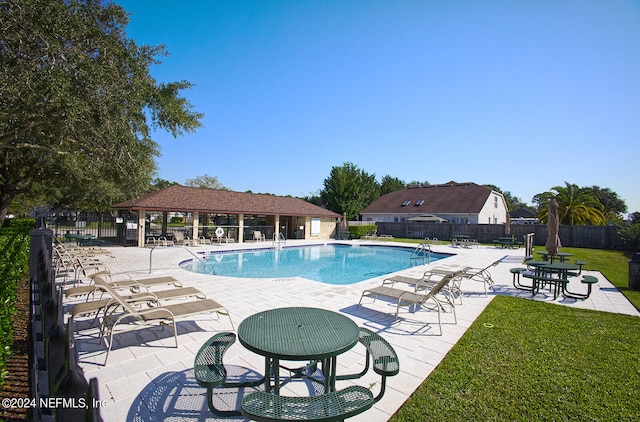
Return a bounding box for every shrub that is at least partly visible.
[0,218,35,234]
[0,233,29,385]
[617,223,640,251]
[348,224,377,239]
[169,216,184,224]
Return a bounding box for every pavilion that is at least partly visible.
[111,185,340,247]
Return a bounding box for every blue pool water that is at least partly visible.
[182,244,450,285]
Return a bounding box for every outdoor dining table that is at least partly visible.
[527,261,580,299]
[536,251,574,262]
[237,307,360,395]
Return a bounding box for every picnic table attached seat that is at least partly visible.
[563,275,598,300]
[240,385,374,422]
[194,332,264,416]
[337,327,399,402]
[510,267,535,292]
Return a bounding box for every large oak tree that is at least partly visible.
[321,162,380,220]
[0,0,203,225]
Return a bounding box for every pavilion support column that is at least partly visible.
[275,215,280,240]
[162,212,168,236]
[238,214,244,243]
[137,210,146,248]
[192,213,199,242]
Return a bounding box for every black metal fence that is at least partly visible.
[29,229,102,421]
[374,222,624,250]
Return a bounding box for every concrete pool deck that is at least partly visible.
[65,240,639,421]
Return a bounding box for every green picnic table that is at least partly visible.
[238,307,359,394]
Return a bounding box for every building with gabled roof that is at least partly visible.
[509,207,538,225]
[111,185,340,246]
[360,181,508,225]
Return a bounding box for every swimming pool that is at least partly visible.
[181,244,450,285]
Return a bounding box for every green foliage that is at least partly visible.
[0,0,203,224]
[1,218,36,233]
[379,175,406,195]
[184,174,227,190]
[617,223,640,252]
[320,162,380,220]
[391,296,640,421]
[348,224,377,239]
[536,182,605,225]
[0,233,29,385]
[587,185,627,222]
[169,216,184,224]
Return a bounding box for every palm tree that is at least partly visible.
[536,182,605,225]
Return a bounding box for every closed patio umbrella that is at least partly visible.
[545,198,562,256]
[504,212,511,236]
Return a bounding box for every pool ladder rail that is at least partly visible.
[410,243,432,266]
[273,232,287,249]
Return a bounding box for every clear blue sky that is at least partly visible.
[116,0,640,214]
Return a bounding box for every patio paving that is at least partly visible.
[64,240,639,421]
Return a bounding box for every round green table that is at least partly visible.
[238,307,359,394]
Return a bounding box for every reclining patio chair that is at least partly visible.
[97,283,233,364]
[384,269,463,305]
[458,259,503,296]
[359,274,456,334]
[69,283,207,332]
[64,272,183,300]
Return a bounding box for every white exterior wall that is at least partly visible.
[477,192,508,224]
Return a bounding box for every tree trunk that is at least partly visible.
[0,190,16,228]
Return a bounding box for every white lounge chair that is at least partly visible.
[98,283,233,364]
[359,274,456,334]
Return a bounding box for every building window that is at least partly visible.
[402,200,411,206]
[311,218,321,236]
[494,197,498,208]
[415,200,424,206]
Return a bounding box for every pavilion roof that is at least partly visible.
[111,185,340,218]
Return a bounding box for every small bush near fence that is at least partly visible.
[0,221,31,385]
[617,223,640,251]
[348,224,377,239]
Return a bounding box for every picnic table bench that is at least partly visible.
[492,237,522,248]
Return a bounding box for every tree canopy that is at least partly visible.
[184,174,227,190]
[320,162,380,220]
[536,182,606,226]
[380,175,406,195]
[0,0,203,225]
[586,186,627,223]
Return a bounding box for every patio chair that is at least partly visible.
[98,284,234,364]
[69,285,207,331]
[253,230,266,242]
[384,269,463,305]
[198,236,212,245]
[458,259,503,296]
[359,274,456,334]
[173,231,192,246]
[64,273,183,300]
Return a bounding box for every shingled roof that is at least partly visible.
[361,182,493,215]
[111,185,339,218]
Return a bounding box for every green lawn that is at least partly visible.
[390,296,640,421]
[388,243,640,421]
